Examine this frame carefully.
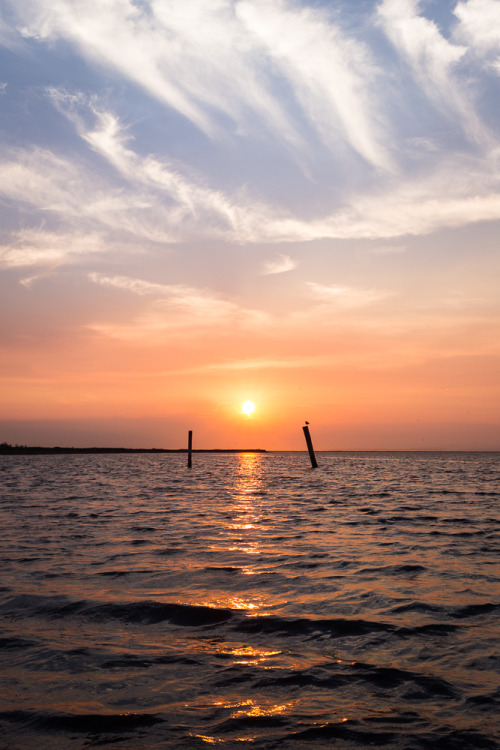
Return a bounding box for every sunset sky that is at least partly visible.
[1,0,499,450]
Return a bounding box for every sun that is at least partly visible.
[241,400,256,416]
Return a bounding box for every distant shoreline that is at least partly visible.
[0,444,266,455]
[1,444,497,455]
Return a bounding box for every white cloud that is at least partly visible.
[89,273,173,297]
[0,136,266,245]
[13,0,299,147]
[0,146,82,210]
[77,101,258,238]
[10,0,395,169]
[454,0,500,52]
[377,0,466,80]
[2,3,500,251]
[2,130,500,251]
[17,0,214,136]
[376,0,488,143]
[454,0,500,72]
[44,92,303,243]
[237,0,393,171]
[262,253,297,274]
[308,282,390,308]
[328,184,500,238]
[0,144,170,242]
[0,228,104,270]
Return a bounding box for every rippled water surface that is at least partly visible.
[1,451,499,749]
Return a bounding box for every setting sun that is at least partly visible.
[241,400,256,416]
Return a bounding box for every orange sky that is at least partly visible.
[2,237,499,449]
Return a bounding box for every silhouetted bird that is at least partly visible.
[305,421,310,425]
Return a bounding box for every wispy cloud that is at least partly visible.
[0,135,266,247]
[0,228,105,270]
[14,0,300,147]
[1,131,499,253]
[0,14,25,50]
[0,146,86,211]
[0,144,165,242]
[1,0,499,252]
[11,0,392,170]
[172,354,340,375]
[262,253,297,274]
[302,161,500,239]
[376,0,488,143]
[454,0,500,68]
[89,273,173,297]
[88,272,269,337]
[308,282,391,308]
[35,92,304,244]
[237,0,393,171]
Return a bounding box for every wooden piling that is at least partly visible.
[302,424,318,468]
[187,430,193,468]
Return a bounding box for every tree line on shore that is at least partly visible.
[0,442,266,454]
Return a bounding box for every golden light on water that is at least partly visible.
[192,700,296,744]
[230,699,294,718]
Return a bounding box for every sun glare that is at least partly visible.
[241,400,256,415]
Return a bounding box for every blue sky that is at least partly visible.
[1,0,499,449]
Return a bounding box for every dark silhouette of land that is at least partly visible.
[0,442,266,455]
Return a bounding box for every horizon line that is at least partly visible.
[1,444,498,455]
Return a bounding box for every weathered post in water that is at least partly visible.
[187,430,193,468]
[302,424,318,468]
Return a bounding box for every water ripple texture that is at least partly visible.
[0,451,499,749]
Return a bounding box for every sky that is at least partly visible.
[0,0,499,450]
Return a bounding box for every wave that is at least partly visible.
[289,723,498,749]
[356,564,428,576]
[235,613,459,640]
[0,709,163,733]
[2,452,499,750]
[0,635,37,651]
[1,593,468,638]
[451,602,500,619]
[1,593,235,627]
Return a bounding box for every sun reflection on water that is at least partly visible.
[177,453,286,623]
[199,596,261,611]
[216,643,282,666]
[230,699,294,718]
[223,453,266,549]
[198,453,274,613]
[230,454,264,509]
[191,698,296,745]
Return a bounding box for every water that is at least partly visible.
[0,451,499,749]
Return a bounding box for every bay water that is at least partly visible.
[0,451,499,749]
